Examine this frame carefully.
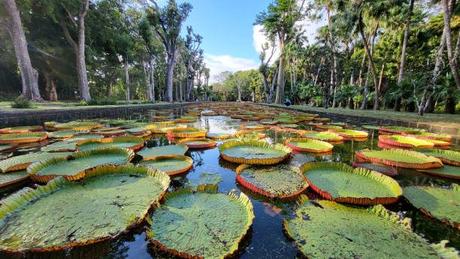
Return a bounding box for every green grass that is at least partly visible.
[0,101,170,112]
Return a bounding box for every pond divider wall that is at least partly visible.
[0,103,194,127]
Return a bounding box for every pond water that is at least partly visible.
[0,107,459,258]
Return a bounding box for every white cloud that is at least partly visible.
[204,54,259,83]
[252,25,280,64]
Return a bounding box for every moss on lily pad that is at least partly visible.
[284,198,459,258]
[148,190,254,258]
[0,165,170,253]
[236,164,308,199]
[404,185,460,229]
[301,162,402,204]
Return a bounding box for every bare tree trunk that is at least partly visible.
[3,0,42,101]
[442,0,460,89]
[313,57,324,87]
[375,63,385,109]
[150,59,156,102]
[361,65,371,110]
[397,0,414,84]
[262,75,270,103]
[357,54,366,87]
[269,65,278,103]
[327,7,338,108]
[44,72,58,101]
[275,38,285,104]
[124,58,130,101]
[166,49,176,102]
[359,20,380,110]
[77,0,90,101]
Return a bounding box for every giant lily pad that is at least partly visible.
[0,170,29,189]
[0,152,72,173]
[219,140,291,165]
[413,132,452,142]
[379,126,425,135]
[41,141,77,152]
[48,130,82,140]
[352,162,398,177]
[404,185,460,229]
[77,136,144,152]
[417,165,460,180]
[28,148,134,183]
[147,189,254,258]
[178,138,217,149]
[300,162,402,205]
[378,135,434,149]
[0,126,43,134]
[137,144,188,160]
[421,149,460,166]
[53,121,102,131]
[329,129,368,141]
[303,131,343,143]
[235,164,308,199]
[356,149,443,169]
[285,138,333,153]
[0,165,170,253]
[284,198,458,258]
[0,132,48,144]
[138,155,193,176]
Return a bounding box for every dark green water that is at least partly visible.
[1,113,459,258]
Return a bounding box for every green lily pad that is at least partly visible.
[379,135,434,148]
[48,130,82,139]
[236,164,308,199]
[147,189,254,258]
[303,131,343,143]
[285,138,333,153]
[0,165,170,252]
[421,149,460,166]
[77,136,144,151]
[219,140,291,165]
[53,121,102,131]
[65,134,104,143]
[0,170,28,189]
[28,148,134,183]
[0,132,48,144]
[356,149,442,169]
[0,144,14,152]
[0,152,72,173]
[284,198,458,258]
[137,144,188,160]
[41,141,77,152]
[404,185,460,229]
[138,155,193,176]
[301,162,402,204]
[380,126,425,134]
[418,165,460,180]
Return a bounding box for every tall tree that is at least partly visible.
[183,26,203,101]
[2,0,42,100]
[441,0,460,89]
[256,0,306,104]
[147,0,192,102]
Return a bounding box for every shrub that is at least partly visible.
[86,98,117,106]
[11,96,33,109]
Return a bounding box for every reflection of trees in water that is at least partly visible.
[191,151,204,167]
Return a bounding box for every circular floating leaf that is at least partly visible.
[315,124,343,131]
[0,165,170,253]
[378,135,434,149]
[303,131,343,143]
[417,165,460,180]
[356,149,443,169]
[65,134,104,143]
[361,125,380,130]
[138,155,193,176]
[77,136,144,152]
[53,121,102,131]
[329,129,368,141]
[219,140,291,165]
[0,126,43,134]
[352,162,398,177]
[138,144,188,160]
[301,162,402,205]
[147,190,254,258]
[0,144,15,153]
[178,138,217,149]
[48,130,82,139]
[413,132,452,142]
[28,148,134,183]
[236,164,308,199]
[168,127,206,138]
[379,126,425,135]
[0,132,48,144]
[206,132,232,140]
[284,199,457,258]
[421,149,460,166]
[404,185,460,229]
[0,170,28,189]
[93,128,127,137]
[41,141,77,152]
[0,152,72,173]
[285,138,333,153]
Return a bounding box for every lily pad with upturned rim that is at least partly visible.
[420,149,460,166]
[285,138,333,153]
[27,148,134,183]
[0,165,170,253]
[137,144,188,160]
[378,135,434,149]
[178,138,217,149]
[138,155,193,176]
[303,131,344,143]
[417,165,460,180]
[404,185,460,229]
[284,198,458,258]
[0,170,29,189]
[0,132,48,144]
[356,149,443,169]
[235,164,308,199]
[300,162,402,205]
[0,152,72,173]
[41,141,77,152]
[147,189,254,259]
[76,136,144,152]
[329,128,368,141]
[0,126,43,134]
[219,140,291,165]
[351,162,398,177]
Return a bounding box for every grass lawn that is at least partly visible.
[0,101,169,112]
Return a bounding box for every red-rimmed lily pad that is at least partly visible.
[138,155,193,176]
[356,149,443,169]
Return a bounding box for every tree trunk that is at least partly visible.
[442,0,460,90]
[397,0,414,84]
[359,20,380,110]
[313,57,324,87]
[166,50,175,102]
[77,0,90,101]
[275,37,285,104]
[150,59,156,102]
[44,72,58,101]
[327,7,338,108]
[269,64,278,103]
[3,0,42,101]
[361,64,371,109]
[374,63,385,110]
[262,74,270,103]
[124,58,130,101]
